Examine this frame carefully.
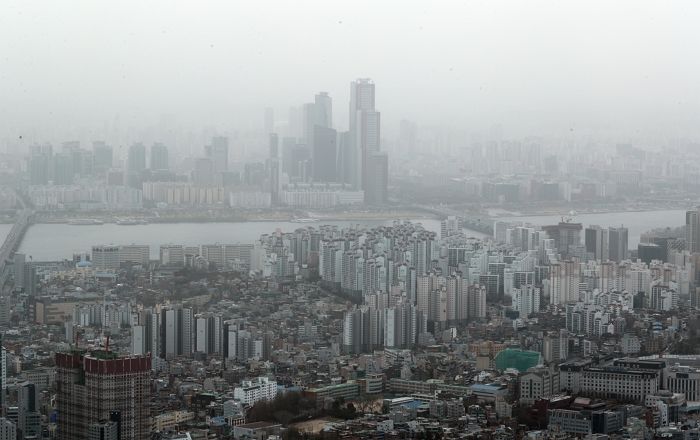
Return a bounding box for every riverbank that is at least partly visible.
[34,209,439,225]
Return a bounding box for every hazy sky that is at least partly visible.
[1,0,699,144]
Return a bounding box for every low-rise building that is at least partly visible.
[233,377,278,406]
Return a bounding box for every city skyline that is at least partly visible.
[4,2,700,439]
[2,1,700,145]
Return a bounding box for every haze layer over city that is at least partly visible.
[2,1,700,440]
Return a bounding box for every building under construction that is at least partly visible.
[55,350,151,440]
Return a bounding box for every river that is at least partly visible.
[14,209,687,261]
[18,219,488,261]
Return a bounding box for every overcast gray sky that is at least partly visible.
[1,0,699,144]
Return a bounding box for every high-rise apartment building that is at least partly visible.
[549,260,582,304]
[0,418,15,440]
[92,245,121,270]
[468,284,487,319]
[223,321,258,362]
[55,351,151,440]
[132,308,159,358]
[542,222,582,257]
[160,244,185,267]
[233,377,278,406]
[512,285,541,319]
[195,314,222,355]
[160,306,194,358]
[118,245,150,266]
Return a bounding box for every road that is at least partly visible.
[0,192,33,288]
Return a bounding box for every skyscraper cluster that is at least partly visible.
[279,79,388,204]
[130,307,272,366]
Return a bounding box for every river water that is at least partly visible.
[15,209,686,261]
[18,219,481,261]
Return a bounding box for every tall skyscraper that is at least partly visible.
[302,93,332,143]
[13,254,25,290]
[17,382,40,438]
[126,143,146,188]
[687,209,700,254]
[343,80,374,188]
[195,314,222,355]
[585,225,628,262]
[149,143,169,170]
[268,134,280,203]
[608,226,629,262]
[1,334,6,412]
[132,308,160,357]
[314,92,332,128]
[357,109,381,189]
[311,126,337,182]
[585,225,609,261]
[160,306,194,358]
[299,92,334,183]
[350,79,375,125]
[223,321,256,362]
[337,131,354,185]
[364,152,388,204]
[347,78,386,201]
[205,136,229,173]
[55,351,151,440]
